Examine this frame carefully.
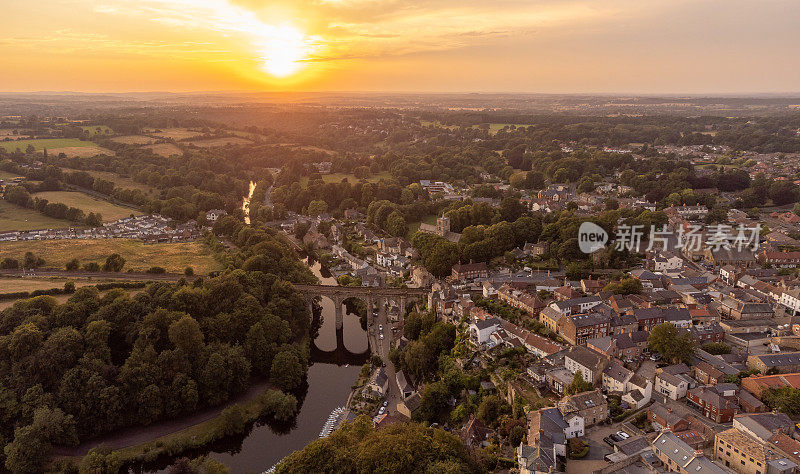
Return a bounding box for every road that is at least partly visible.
[368,304,404,417]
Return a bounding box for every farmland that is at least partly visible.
[0,170,22,180]
[61,169,159,195]
[111,135,156,145]
[0,200,73,231]
[149,128,203,140]
[0,277,95,294]
[300,171,391,187]
[31,191,141,221]
[0,239,223,274]
[0,138,93,152]
[187,137,252,147]
[49,146,112,157]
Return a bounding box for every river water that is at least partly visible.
[199,261,368,472]
[242,181,256,225]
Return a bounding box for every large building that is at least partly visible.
[715,416,799,474]
[558,389,608,426]
[742,372,800,399]
[451,261,488,282]
[748,353,800,374]
[558,312,611,345]
[652,431,728,474]
[564,345,609,385]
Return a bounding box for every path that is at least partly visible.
[51,378,272,458]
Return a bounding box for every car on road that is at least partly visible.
[379,324,383,331]
[379,334,384,340]
[383,401,388,407]
[378,407,385,415]
[616,431,629,439]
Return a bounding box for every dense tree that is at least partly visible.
[270,349,304,391]
[276,416,482,473]
[565,371,594,395]
[648,323,697,364]
[102,253,126,272]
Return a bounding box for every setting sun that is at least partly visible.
[255,24,314,77]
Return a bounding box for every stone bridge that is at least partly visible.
[293,284,429,329]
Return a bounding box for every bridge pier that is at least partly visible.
[333,294,344,330]
[366,295,374,327]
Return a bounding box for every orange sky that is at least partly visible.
[2,0,799,93]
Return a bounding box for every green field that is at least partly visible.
[0,170,23,180]
[0,200,73,231]
[301,172,392,186]
[32,191,140,221]
[0,138,94,152]
[406,214,437,239]
[81,125,113,136]
[0,239,223,274]
[62,168,159,195]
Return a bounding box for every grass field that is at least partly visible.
[0,138,94,152]
[63,169,158,195]
[0,170,23,180]
[111,135,156,145]
[187,137,252,147]
[81,125,113,136]
[32,191,140,221]
[0,277,95,293]
[0,239,223,274]
[0,200,73,231]
[149,128,204,140]
[0,278,144,310]
[49,146,112,158]
[144,143,183,157]
[300,171,392,187]
[406,214,437,239]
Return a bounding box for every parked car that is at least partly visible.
[616,431,630,439]
[604,436,616,446]
[650,353,662,361]
[609,433,623,442]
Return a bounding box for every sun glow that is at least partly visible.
[255,24,313,77]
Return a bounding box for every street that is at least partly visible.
[368,304,404,417]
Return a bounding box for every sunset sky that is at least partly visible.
[4,0,799,93]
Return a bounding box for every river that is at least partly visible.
[158,261,368,472]
[242,181,256,225]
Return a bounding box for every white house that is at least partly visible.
[469,318,500,344]
[602,362,633,393]
[655,372,690,400]
[367,367,389,397]
[564,345,608,385]
[205,209,227,223]
[623,374,652,409]
[780,288,800,315]
[651,253,683,272]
